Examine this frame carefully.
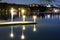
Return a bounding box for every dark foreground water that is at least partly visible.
[0,14,60,40]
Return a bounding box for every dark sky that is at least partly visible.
[2,0,60,5]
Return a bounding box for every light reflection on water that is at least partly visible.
[0,14,60,40]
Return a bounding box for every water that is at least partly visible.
[0,14,60,40]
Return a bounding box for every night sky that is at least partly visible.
[1,0,60,5]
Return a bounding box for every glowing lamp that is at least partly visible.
[10,33,14,38]
[54,9,59,13]
[33,15,37,22]
[21,34,25,40]
[33,27,36,32]
[47,15,50,18]
[22,25,26,30]
[21,9,25,14]
[33,25,36,32]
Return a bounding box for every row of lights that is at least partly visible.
[47,5,59,13]
[10,7,37,21]
[10,25,37,40]
[10,7,37,40]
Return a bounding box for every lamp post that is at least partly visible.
[21,9,26,22]
[33,15,37,22]
[19,8,21,18]
[22,15,26,21]
[10,8,14,38]
[10,8,14,21]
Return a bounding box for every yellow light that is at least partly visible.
[33,15,37,19]
[33,25,36,32]
[33,15,37,22]
[22,15,26,21]
[23,15,26,18]
[33,27,36,32]
[10,8,14,14]
[21,9,25,14]
[21,34,25,40]
[10,33,14,38]
[22,25,26,30]
[10,8,16,15]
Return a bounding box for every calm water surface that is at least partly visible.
[0,14,60,40]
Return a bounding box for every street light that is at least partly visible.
[22,15,26,21]
[10,8,14,38]
[33,15,37,22]
[21,9,25,14]
[10,8,15,21]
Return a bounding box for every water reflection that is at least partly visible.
[45,15,50,19]
[10,26,14,38]
[10,8,14,38]
[21,24,37,40]
[21,26,25,40]
[8,24,37,40]
[22,25,26,31]
[38,14,60,19]
[33,24,37,32]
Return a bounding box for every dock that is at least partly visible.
[0,21,36,26]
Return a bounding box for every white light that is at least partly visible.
[10,8,16,15]
[21,9,25,14]
[54,9,58,13]
[10,33,14,38]
[33,15,37,22]
[22,25,26,30]
[23,15,26,18]
[21,34,25,40]
[33,15,37,19]
[47,15,50,18]
[33,25,36,32]
[33,27,36,32]
[47,5,51,7]
[22,15,26,21]
[10,8,14,14]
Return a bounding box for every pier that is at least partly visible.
[0,21,36,26]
